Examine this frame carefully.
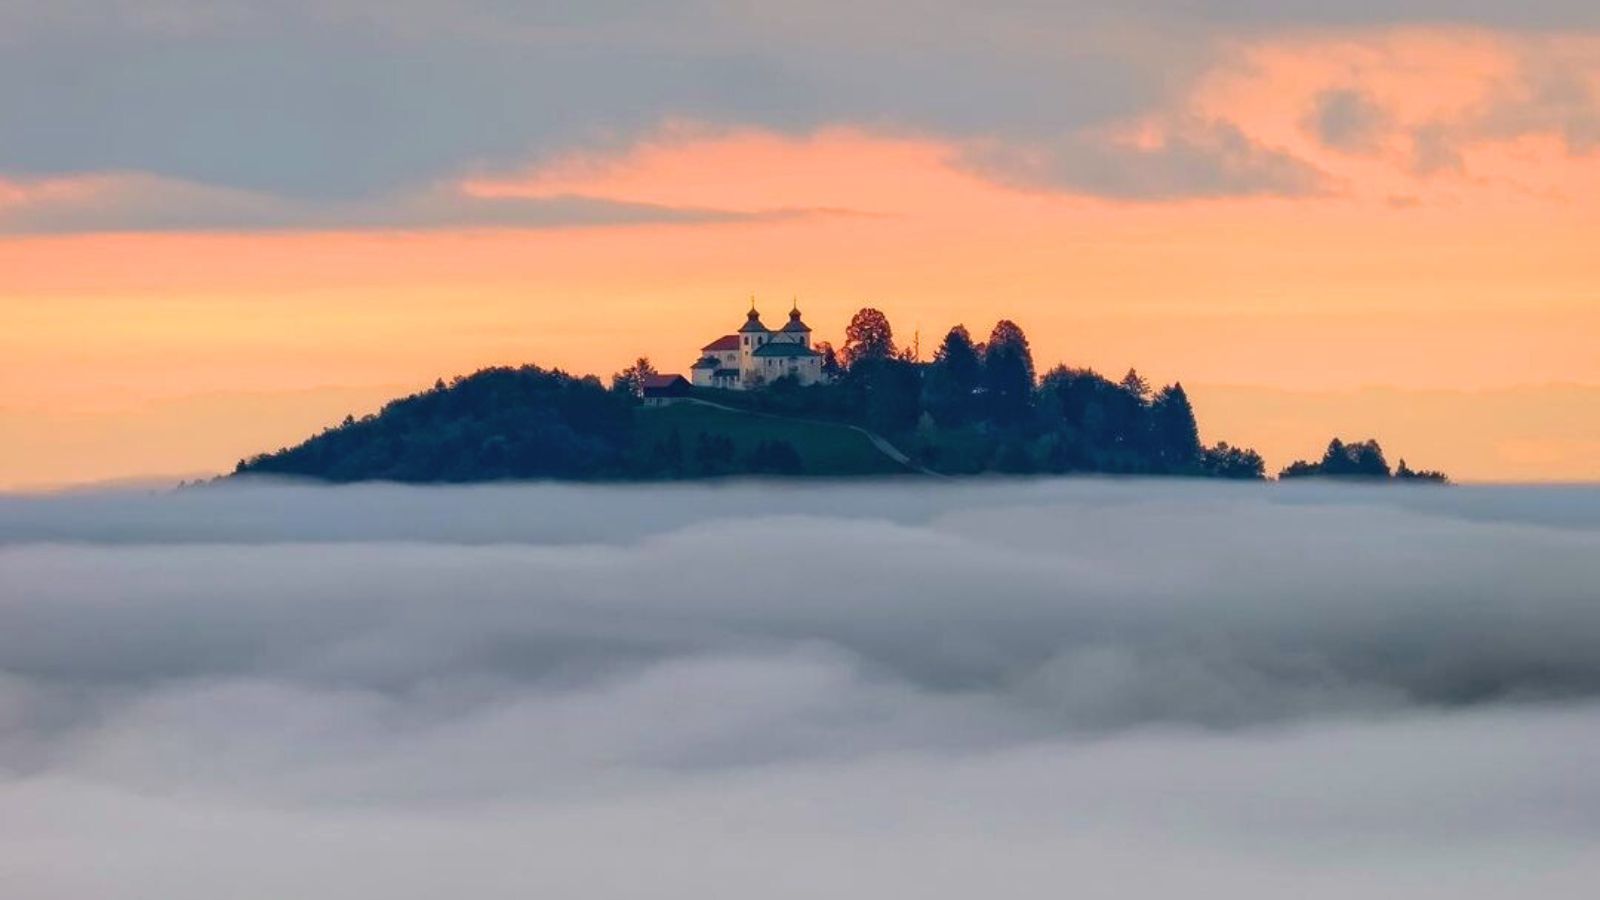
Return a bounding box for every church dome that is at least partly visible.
[738,304,769,333]
[781,303,811,333]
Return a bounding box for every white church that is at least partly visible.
[690,301,827,390]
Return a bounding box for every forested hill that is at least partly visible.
[232,360,1261,482]
[236,367,636,482]
[233,311,1446,483]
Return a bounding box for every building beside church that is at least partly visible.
[690,301,826,390]
[639,373,692,406]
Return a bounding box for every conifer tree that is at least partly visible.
[1150,382,1203,471]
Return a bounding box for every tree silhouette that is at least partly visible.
[922,324,983,426]
[858,357,922,434]
[1200,442,1266,479]
[1119,368,1151,405]
[1320,438,1389,477]
[842,308,896,368]
[1280,438,1415,480]
[611,357,658,398]
[1278,459,1322,479]
[1396,458,1449,483]
[1349,439,1390,476]
[1037,365,1143,472]
[814,341,843,379]
[1150,382,1202,472]
[982,319,1035,427]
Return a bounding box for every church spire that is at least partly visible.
[739,297,768,333]
[780,297,810,334]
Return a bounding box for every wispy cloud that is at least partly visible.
[960,119,1332,200]
[0,172,839,234]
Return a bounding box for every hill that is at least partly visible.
[232,318,1445,483]
[234,365,912,482]
[235,367,635,482]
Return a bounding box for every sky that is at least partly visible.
[3,479,1600,897]
[2,1,1599,486]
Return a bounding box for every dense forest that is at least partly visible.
[234,307,1446,483]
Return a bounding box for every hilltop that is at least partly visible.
[234,307,1446,483]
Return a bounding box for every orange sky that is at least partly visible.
[2,28,1598,487]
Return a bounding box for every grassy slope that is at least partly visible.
[636,403,908,476]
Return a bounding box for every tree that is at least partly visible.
[1037,365,1136,471]
[1278,458,1323,479]
[982,320,1035,427]
[1396,458,1449,483]
[1321,438,1389,477]
[815,341,843,379]
[611,357,658,399]
[1200,442,1266,479]
[1149,382,1202,471]
[1347,439,1390,477]
[922,324,983,426]
[842,308,896,368]
[1119,368,1151,405]
[859,356,923,434]
[1280,437,1394,479]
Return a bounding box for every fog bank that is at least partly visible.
[1,480,1597,898]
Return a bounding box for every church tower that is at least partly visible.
[737,300,770,385]
[776,299,812,348]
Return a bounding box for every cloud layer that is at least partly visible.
[0,172,826,234]
[2,480,1599,897]
[4,0,1597,225]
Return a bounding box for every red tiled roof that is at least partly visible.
[701,335,740,351]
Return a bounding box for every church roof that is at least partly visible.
[702,335,740,351]
[752,341,821,358]
[691,355,721,369]
[780,302,810,333]
[738,306,769,333]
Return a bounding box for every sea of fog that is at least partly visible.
[2,479,1599,898]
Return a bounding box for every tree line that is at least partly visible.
[699,307,1267,477]
[1279,438,1448,482]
